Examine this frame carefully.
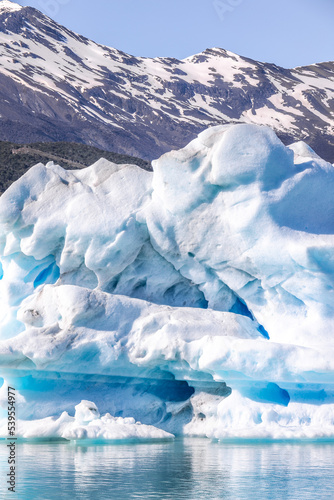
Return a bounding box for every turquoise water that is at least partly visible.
[0,439,334,500]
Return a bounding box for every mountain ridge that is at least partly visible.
[0,1,333,161]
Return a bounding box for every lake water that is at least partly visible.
[0,438,333,500]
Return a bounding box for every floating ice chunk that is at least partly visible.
[0,400,174,442]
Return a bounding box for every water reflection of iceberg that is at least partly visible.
[0,440,333,500]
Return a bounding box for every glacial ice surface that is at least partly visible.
[1,123,334,440]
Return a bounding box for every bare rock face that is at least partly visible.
[0,1,334,161]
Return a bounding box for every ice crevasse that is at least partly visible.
[0,123,334,441]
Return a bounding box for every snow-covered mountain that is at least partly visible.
[0,0,334,160]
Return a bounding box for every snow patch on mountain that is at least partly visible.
[0,0,22,13]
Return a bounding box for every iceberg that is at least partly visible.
[1,123,334,440]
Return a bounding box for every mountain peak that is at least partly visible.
[0,1,333,163]
[0,0,22,12]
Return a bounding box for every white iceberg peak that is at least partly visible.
[0,0,22,12]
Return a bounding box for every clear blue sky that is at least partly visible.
[16,0,334,68]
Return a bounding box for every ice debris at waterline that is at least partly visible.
[1,123,334,441]
[0,400,173,441]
